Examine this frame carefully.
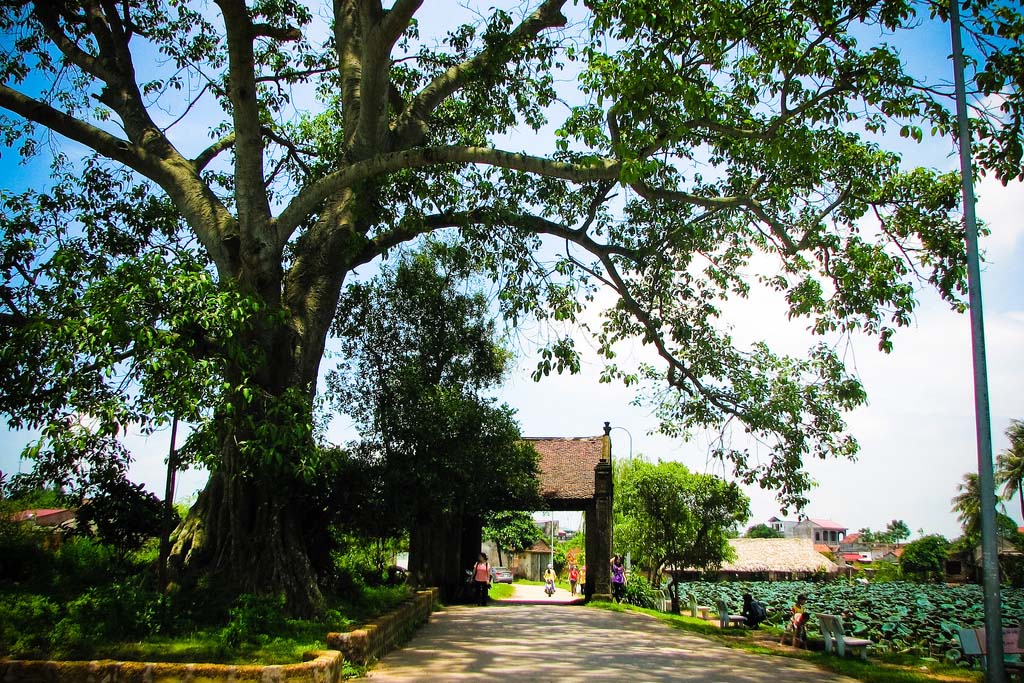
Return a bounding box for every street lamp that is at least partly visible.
[609,424,633,460]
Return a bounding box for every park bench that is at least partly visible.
[686,592,711,619]
[716,598,747,629]
[817,614,871,661]
[957,625,1024,678]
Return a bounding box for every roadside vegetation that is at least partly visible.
[0,492,410,664]
[591,601,982,683]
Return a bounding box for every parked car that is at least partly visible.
[491,566,514,583]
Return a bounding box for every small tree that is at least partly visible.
[482,511,543,567]
[900,534,951,583]
[881,519,911,544]
[997,420,1024,520]
[618,461,749,614]
[745,523,784,539]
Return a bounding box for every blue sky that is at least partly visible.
[1,2,1021,541]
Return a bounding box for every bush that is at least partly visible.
[50,580,166,657]
[51,536,123,593]
[623,574,657,609]
[0,592,59,657]
[218,593,288,648]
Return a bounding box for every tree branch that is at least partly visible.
[0,85,149,175]
[276,146,619,244]
[391,0,568,145]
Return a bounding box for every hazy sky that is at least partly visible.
[1,2,1021,542]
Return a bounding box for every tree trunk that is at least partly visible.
[168,457,324,614]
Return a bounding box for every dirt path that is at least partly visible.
[364,603,859,682]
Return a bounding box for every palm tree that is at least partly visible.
[996,420,1024,519]
[951,473,982,537]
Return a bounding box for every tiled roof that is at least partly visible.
[843,532,862,544]
[525,436,604,501]
[814,543,835,554]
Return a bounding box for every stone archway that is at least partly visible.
[525,423,614,601]
[408,423,615,602]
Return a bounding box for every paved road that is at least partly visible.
[365,602,857,682]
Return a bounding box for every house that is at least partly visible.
[12,508,76,527]
[766,516,799,537]
[677,538,839,580]
[793,518,847,548]
[516,538,555,581]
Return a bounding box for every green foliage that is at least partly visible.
[745,523,784,539]
[0,592,59,658]
[75,476,180,555]
[900,535,951,583]
[685,580,1024,657]
[482,511,543,565]
[217,593,288,649]
[2,0,1021,600]
[996,419,1024,520]
[325,249,541,532]
[621,573,658,609]
[617,459,750,583]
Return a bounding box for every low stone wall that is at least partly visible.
[0,650,342,683]
[0,588,439,681]
[326,588,439,665]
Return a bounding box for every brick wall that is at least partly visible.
[326,588,439,665]
[0,649,342,683]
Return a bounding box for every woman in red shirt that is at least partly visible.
[472,553,491,606]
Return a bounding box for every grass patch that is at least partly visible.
[589,602,981,683]
[489,583,514,600]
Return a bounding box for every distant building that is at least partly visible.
[793,518,847,548]
[766,516,798,537]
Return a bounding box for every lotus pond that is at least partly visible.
[685,580,1023,661]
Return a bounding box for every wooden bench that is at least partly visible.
[687,593,711,619]
[716,598,747,628]
[818,614,871,660]
[958,626,1024,678]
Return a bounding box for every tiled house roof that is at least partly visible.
[525,436,604,502]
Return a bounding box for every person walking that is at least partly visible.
[472,553,491,606]
[568,564,580,596]
[610,555,626,603]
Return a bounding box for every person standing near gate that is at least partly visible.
[610,555,626,603]
[472,552,491,606]
[568,564,580,596]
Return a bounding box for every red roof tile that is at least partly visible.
[814,544,834,554]
[526,436,604,501]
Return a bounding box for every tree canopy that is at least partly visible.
[745,523,784,539]
[617,459,749,613]
[0,0,1021,606]
[900,534,950,583]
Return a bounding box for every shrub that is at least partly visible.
[218,593,288,648]
[50,580,165,657]
[623,574,657,609]
[0,592,59,657]
[51,536,123,593]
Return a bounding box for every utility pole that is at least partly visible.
[948,3,1005,680]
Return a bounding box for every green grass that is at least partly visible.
[489,583,514,599]
[589,602,982,683]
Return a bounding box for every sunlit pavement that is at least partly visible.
[364,602,858,682]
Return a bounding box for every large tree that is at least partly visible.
[0,0,1020,609]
